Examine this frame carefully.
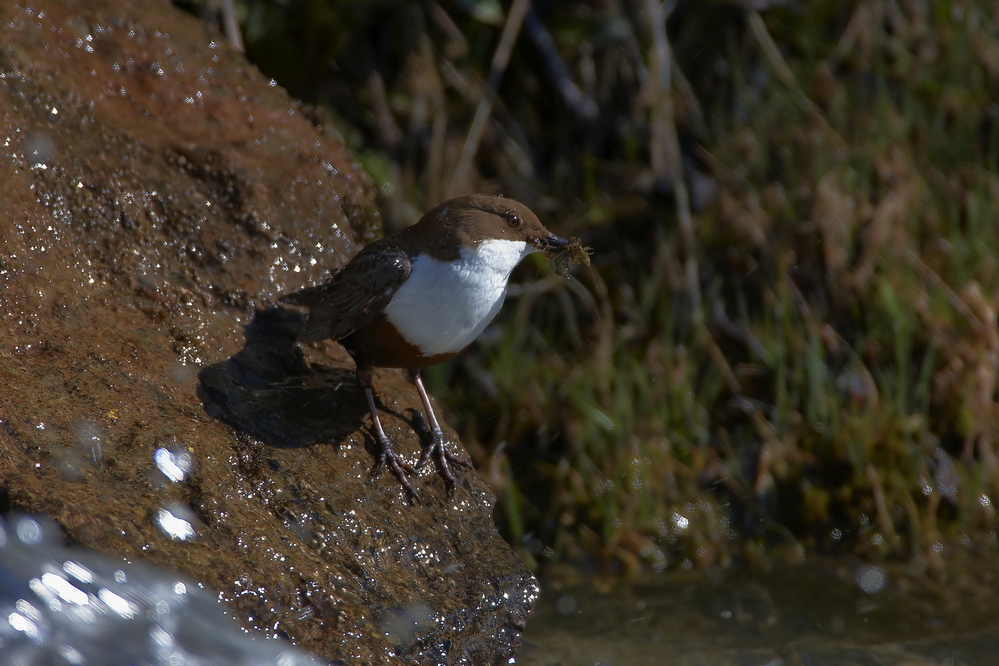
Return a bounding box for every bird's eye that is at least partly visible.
[504,214,522,228]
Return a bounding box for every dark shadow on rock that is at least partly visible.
[197,306,365,448]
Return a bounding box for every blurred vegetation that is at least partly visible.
[177,0,999,574]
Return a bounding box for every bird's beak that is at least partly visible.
[531,233,569,253]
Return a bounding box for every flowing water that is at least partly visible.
[519,552,999,665]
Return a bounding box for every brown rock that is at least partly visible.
[0,1,537,663]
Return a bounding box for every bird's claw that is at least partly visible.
[417,429,471,497]
[372,437,420,505]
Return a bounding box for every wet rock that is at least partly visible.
[0,1,537,664]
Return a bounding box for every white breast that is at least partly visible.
[383,238,537,356]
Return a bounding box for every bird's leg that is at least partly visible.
[357,366,419,504]
[409,368,471,495]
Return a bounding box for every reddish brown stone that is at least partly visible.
[0,1,536,663]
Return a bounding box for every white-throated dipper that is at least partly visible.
[282,194,567,502]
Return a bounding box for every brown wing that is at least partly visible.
[280,248,412,342]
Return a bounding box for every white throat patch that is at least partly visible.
[383,238,536,356]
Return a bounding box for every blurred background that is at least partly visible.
[174,0,999,578]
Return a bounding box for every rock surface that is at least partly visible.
[0,1,537,663]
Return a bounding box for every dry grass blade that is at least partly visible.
[642,0,702,327]
[447,0,531,197]
[748,10,842,147]
[220,0,243,52]
[523,6,598,124]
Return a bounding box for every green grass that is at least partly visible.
[430,0,999,571]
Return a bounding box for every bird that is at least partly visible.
[281,194,567,503]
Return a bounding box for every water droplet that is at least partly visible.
[154,445,193,483]
[17,516,43,544]
[857,566,887,594]
[155,504,198,541]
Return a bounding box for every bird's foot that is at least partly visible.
[371,436,420,505]
[416,429,472,496]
